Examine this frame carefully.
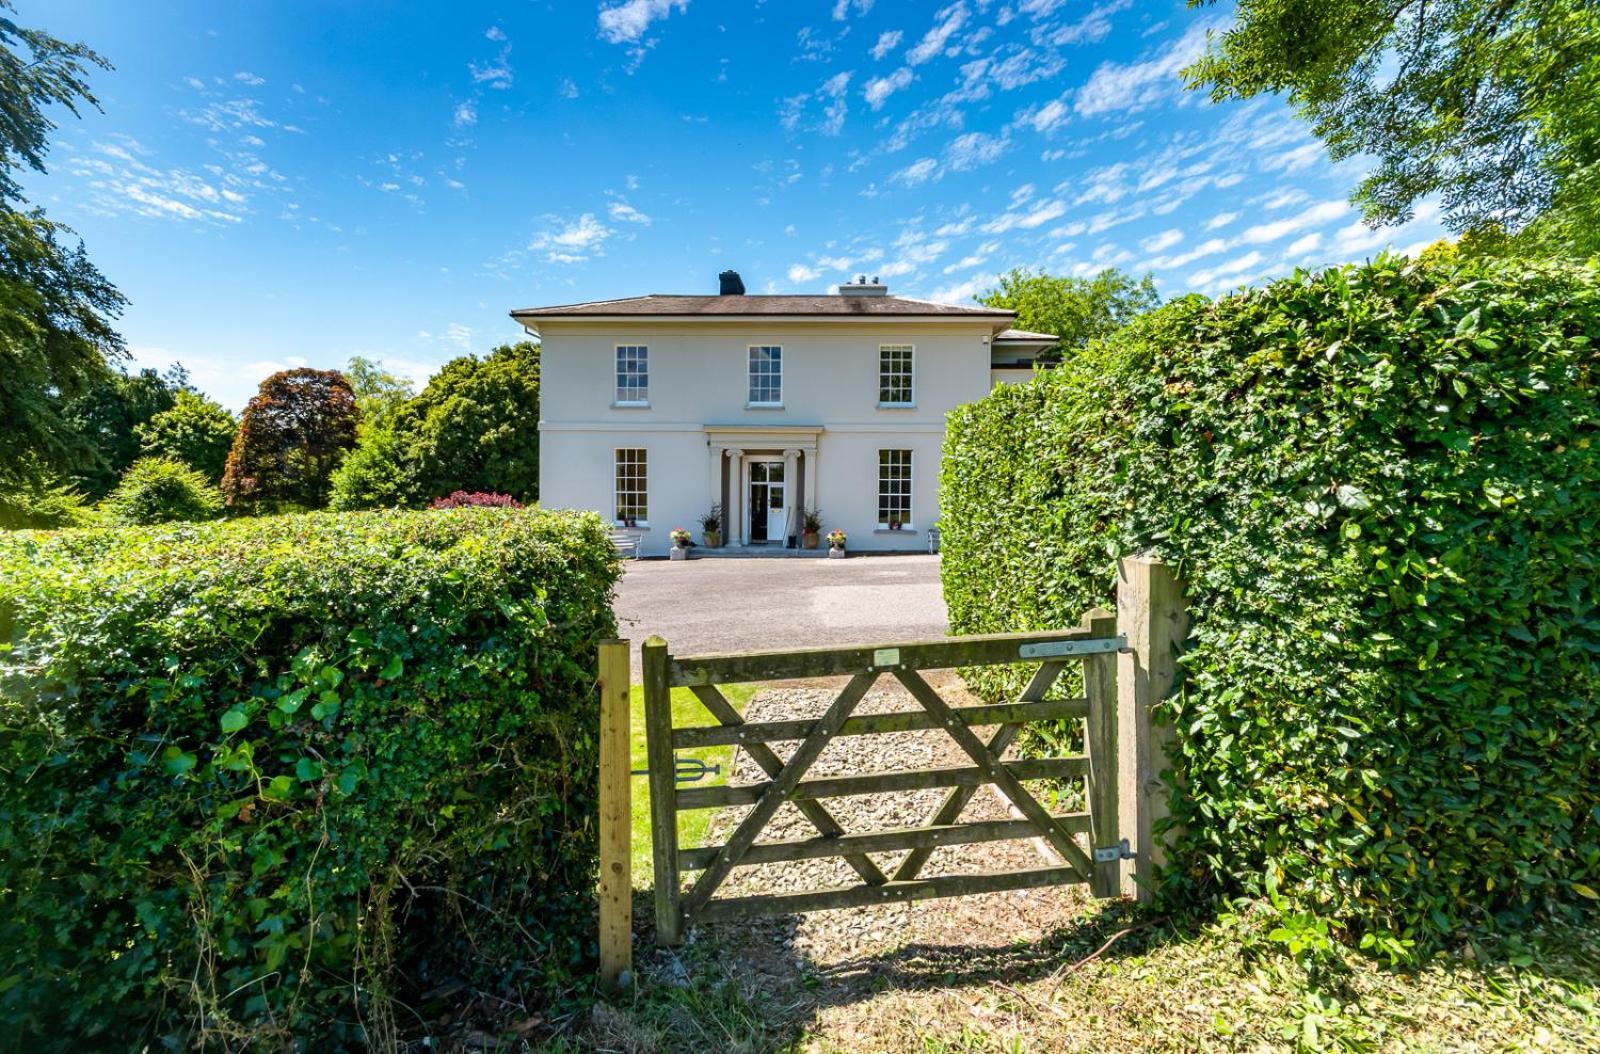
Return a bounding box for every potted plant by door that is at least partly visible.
[700,504,722,548]
[669,527,692,560]
[801,508,823,549]
[826,528,847,559]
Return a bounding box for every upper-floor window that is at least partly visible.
[879,344,914,406]
[615,345,648,405]
[748,345,782,406]
[877,449,912,529]
[614,448,647,525]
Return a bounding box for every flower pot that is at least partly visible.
[669,546,687,561]
[703,530,721,549]
[827,546,846,559]
[801,530,819,550]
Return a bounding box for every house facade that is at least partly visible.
[513,271,1054,558]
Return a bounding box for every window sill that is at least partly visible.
[611,401,651,409]
[873,527,918,535]
[877,402,917,410]
[746,402,785,410]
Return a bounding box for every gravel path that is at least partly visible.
[689,676,1093,998]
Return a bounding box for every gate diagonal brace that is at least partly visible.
[681,672,879,921]
[891,660,1064,882]
[894,668,1095,881]
[688,684,888,886]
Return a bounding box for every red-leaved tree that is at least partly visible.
[221,369,359,510]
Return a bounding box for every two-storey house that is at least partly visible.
[511,271,1054,557]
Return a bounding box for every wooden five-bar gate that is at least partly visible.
[594,556,1186,987]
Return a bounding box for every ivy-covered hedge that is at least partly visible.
[0,509,620,1047]
[942,255,1599,952]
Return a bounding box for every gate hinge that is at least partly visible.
[1093,839,1134,864]
[630,755,722,784]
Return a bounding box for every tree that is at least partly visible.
[394,342,540,503]
[221,369,359,511]
[100,456,222,525]
[58,364,188,496]
[978,268,1160,361]
[0,5,125,491]
[1184,0,1600,255]
[344,355,415,433]
[325,422,413,511]
[136,389,236,483]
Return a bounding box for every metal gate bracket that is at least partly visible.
[1018,636,1125,659]
[1093,838,1134,864]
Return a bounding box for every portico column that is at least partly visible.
[782,448,801,540]
[725,449,745,546]
[802,445,818,522]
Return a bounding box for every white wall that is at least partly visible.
[537,318,995,556]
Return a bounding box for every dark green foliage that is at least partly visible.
[942,254,1600,954]
[0,508,620,1046]
[978,267,1158,362]
[343,354,415,433]
[221,368,359,511]
[396,341,541,503]
[325,421,413,511]
[57,364,188,496]
[136,389,236,482]
[99,455,222,524]
[0,6,125,489]
[1185,0,1600,256]
[0,454,94,529]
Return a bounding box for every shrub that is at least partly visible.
[99,455,223,525]
[430,490,522,509]
[0,508,620,1046]
[0,456,97,530]
[136,389,238,482]
[396,341,540,502]
[326,423,414,511]
[942,254,1600,954]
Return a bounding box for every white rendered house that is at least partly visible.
[512,271,1055,557]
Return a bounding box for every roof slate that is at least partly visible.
[510,294,1015,319]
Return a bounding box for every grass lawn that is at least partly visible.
[627,681,761,887]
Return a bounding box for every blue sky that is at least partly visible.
[24,0,1445,409]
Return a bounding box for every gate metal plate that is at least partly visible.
[1018,636,1125,659]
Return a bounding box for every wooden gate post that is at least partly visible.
[1116,556,1187,902]
[597,639,632,988]
[641,636,683,945]
[1081,607,1121,898]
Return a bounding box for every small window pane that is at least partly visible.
[877,449,912,528]
[616,345,648,403]
[879,345,914,405]
[615,448,647,523]
[748,346,782,404]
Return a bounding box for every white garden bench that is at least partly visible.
[609,529,641,560]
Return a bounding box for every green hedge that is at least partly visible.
[0,508,620,1046]
[942,254,1600,953]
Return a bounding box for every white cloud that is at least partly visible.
[1204,211,1238,230]
[1189,250,1264,289]
[1286,232,1322,256]
[1260,140,1323,173]
[930,273,994,304]
[453,101,477,127]
[981,198,1068,234]
[1032,0,1131,46]
[470,46,514,89]
[597,0,689,45]
[1021,96,1070,133]
[1140,228,1183,253]
[788,263,822,283]
[945,131,1008,171]
[445,323,474,350]
[1237,199,1350,245]
[531,213,613,261]
[608,200,651,224]
[486,26,507,41]
[871,29,903,60]
[891,157,939,185]
[906,3,969,66]
[1075,19,1213,117]
[832,0,873,20]
[820,71,852,135]
[233,71,265,86]
[559,77,580,99]
[863,67,913,110]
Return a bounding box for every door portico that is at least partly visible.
[705,426,821,548]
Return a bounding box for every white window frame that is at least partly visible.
[614,345,649,407]
[876,448,913,530]
[614,447,648,526]
[747,345,783,407]
[878,344,915,407]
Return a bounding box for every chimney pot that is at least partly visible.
[718,270,746,295]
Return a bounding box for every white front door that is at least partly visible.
[749,460,788,544]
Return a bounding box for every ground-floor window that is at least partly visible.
[877,449,912,529]
[615,448,647,525]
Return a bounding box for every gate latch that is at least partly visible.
[1093,839,1134,864]
[631,755,722,785]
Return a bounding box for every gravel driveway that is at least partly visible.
[613,554,947,672]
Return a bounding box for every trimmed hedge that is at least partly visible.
[942,255,1599,953]
[0,509,620,1046]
